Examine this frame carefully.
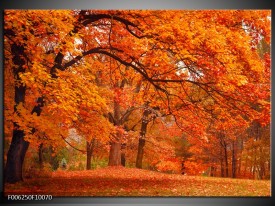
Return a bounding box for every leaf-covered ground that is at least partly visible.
[4,167,270,196]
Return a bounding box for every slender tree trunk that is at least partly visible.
[252,145,257,179]
[259,144,265,179]
[224,143,229,177]
[210,165,215,177]
[268,159,270,178]
[121,153,126,166]
[86,139,96,170]
[244,155,248,178]
[86,149,92,170]
[260,163,265,179]
[136,139,146,168]
[238,139,243,177]
[38,143,43,168]
[238,156,242,177]
[181,159,186,175]
[136,104,151,168]
[86,142,92,170]
[220,157,224,177]
[121,143,126,166]
[232,141,236,178]
[219,134,225,177]
[49,146,58,170]
[219,133,229,178]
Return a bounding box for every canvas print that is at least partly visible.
[3,10,271,197]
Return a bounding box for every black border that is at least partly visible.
[1,1,273,206]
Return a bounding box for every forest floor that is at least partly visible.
[4,166,271,197]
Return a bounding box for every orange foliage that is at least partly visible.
[4,10,270,177]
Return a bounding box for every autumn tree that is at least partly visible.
[4,10,271,183]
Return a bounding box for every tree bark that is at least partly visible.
[5,43,29,183]
[136,104,151,168]
[108,98,122,166]
[5,40,46,183]
[38,143,43,168]
[238,139,243,177]
[210,165,215,177]
[86,149,92,170]
[121,153,126,166]
[219,133,226,177]
[5,128,30,183]
[181,159,186,175]
[224,142,229,177]
[232,141,237,178]
[86,139,95,170]
[108,142,121,166]
[220,156,225,177]
[136,139,146,168]
[121,143,126,166]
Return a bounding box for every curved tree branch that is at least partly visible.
[60,134,86,153]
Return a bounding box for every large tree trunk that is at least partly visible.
[5,43,29,183]
[108,142,121,166]
[5,128,30,183]
[108,98,122,166]
[5,41,45,183]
